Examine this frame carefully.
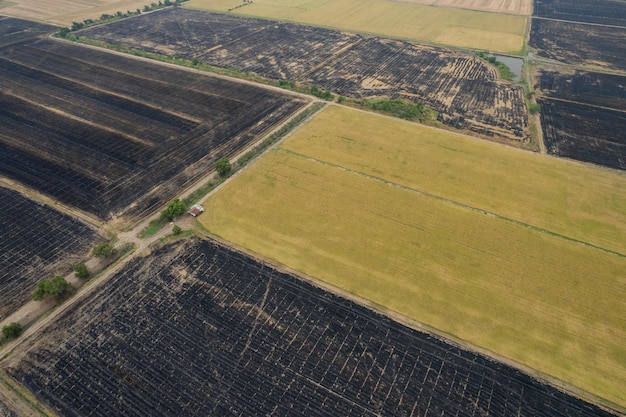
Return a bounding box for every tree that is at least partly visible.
[215,158,232,177]
[172,225,182,235]
[92,242,117,258]
[160,199,186,221]
[2,323,22,340]
[32,276,71,301]
[73,263,90,280]
[58,27,71,37]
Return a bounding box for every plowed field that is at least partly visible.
[0,29,307,223]
[0,186,99,320]
[4,237,619,416]
[81,9,529,142]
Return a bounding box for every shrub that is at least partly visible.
[2,322,22,340]
[73,262,90,279]
[32,276,71,301]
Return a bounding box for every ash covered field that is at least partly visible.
[80,9,529,143]
[533,0,626,26]
[0,22,307,223]
[0,186,99,320]
[529,19,626,72]
[530,0,626,170]
[4,237,619,417]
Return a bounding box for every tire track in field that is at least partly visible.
[278,148,626,259]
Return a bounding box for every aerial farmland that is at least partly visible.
[0,0,624,416]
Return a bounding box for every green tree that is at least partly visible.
[32,276,71,301]
[215,158,232,177]
[172,225,182,235]
[160,199,186,221]
[2,322,22,340]
[58,27,71,37]
[73,263,90,280]
[92,242,118,258]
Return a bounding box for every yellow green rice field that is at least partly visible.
[186,0,527,53]
[201,105,626,408]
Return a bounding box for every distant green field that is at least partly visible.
[201,106,626,408]
[186,0,527,53]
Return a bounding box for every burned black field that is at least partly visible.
[0,186,99,320]
[0,16,57,47]
[538,70,626,110]
[535,69,626,169]
[538,99,626,169]
[529,19,626,72]
[5,238,618,417]
[80,9,529,142]
[0,29,307,223]
[533,0,626,27]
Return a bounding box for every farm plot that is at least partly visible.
[0,34,307,223]
[534,69,626,170]
[4,237,619,416]
[81,9,529,142]
[537,69,626,110]
[187,0,527,53]
[306,37,528,140]
[529,19,626,72]
[201,106,626,408]
[0,16,56,47]
[394,0,532,15]
[538,99,626,170]
[0,186,99,321]
[533,0,626,27]
[0,0,153,25]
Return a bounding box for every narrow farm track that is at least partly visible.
[278,148,626,259]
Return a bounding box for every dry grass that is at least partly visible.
[201,106,626,408]
[187,0,527,53]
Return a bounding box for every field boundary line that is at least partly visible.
[278,148,626,259]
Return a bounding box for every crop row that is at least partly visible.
[80,8,529,142]
[0,33,307,222]
[0,186,99,320]
[6,237,617,416]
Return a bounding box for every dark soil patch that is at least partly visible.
[5,237,619,416]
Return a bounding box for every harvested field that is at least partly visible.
[533,0,626,27]
[394,0,532,15]
[538,98,626,170]
[4,237,620,416]
[81,9,529,142]
[529,19,626,71]
[186,0,527,53]
[0,0,153,25]
[0,186,99,321]
[201,106,626,408]
[0,30,307,223]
